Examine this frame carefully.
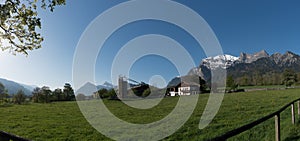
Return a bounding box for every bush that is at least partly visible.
[13,90,26,104]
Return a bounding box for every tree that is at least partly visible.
[31,87,41,103]
[107,89,117,99]
[31,86,52,103]
[282,69,297,88]
[239,75,250,86]
[0,82,5,94]
[52,88,62,101]
[226,75,238,93]
[199,77,208,93]
[0,82,8,103]
[0,0,66,55]
[63,83,75,101]
[96,88,108,99]
[94,88,118,99]
[13,89,26,104]
[142,88,151,97]
[41,86,51,103]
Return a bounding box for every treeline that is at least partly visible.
[77,88,117,101]
[0,82,30,105]
[235,69,299,86]
[32,83,75,103]
[234,71,297,86]
[226,69,298,92]
[78,86,167,100]
[0,83,75,105]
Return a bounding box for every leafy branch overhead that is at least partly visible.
[0,0,65,55]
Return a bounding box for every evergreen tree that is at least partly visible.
[282,69,297,88]
[63,83,75,101]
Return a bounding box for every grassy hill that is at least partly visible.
[0,89,299,140]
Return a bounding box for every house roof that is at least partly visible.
[167,81,200,88]
[167,75,204,88]
[180,82,200,87]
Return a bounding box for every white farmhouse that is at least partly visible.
[178,82,200,95]
[167,81,200,96]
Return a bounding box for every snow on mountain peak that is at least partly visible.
[213,54,239,61]
[201,54,239,69]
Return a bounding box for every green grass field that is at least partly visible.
[0,89,300,140]
[239,85,286,89]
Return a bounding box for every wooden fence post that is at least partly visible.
[298,100,300,118]
[275,114,280,141]
[291,104,295,124]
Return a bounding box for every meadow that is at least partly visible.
[0,89,300,140]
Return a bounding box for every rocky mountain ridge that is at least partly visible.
[197,50,300,70]
[189,50,300,85]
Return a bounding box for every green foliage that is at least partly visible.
[107,89,117,99]
[31,86,51,103]
[95,89,117,99]
[0,82,8,103]
[131,84,150,97]
[142,88,151,97]
[96,88,109,99]
[0,82,5,94]
[199,77,208,92]
[31,87,40,103]
[41,86,51,103]
[32,84,75,103]
[63,83,75,101]
[282,69,298,88]
[0,0,66,55]
[226,75,238,92]
[52,88,62,101]
[13,89,26,104]
[234,72,285,86]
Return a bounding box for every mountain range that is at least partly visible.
[0,78,33,95]
[2,50,299,95]
[0,77,114,96]
[189,50,300,86]
[75,82,115,95]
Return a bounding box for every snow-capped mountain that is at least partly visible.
[201,54,239,70]
[188,50,300,82]
[200,50,271,70]
[176,50,300,88]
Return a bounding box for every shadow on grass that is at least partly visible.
[0,103,13,108]
[284,120,300,141]
[284,135,300,141]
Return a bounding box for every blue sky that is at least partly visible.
[0,0,300,89]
